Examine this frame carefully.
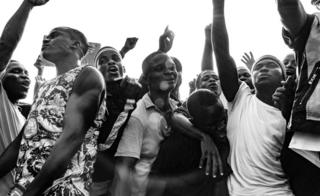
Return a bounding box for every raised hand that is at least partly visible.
[120,76,142,100]
[241,51,255,71]
[124,37,138,51]
[27,0,50,6]
[159,26,175,53]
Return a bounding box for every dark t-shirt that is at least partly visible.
[281,13,320,196]
[93,83,132,182]
[282,14,320,133]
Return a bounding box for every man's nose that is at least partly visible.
[43,35,50,44]
[208,77,217,82]
[259,65,269,73]
[107,60,116,66]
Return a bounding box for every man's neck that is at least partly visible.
[54,56,79,76]
[255,87,277,107]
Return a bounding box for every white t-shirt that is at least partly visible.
[115,94,177,196]
[227,82,293,196]
[0,81,25,195]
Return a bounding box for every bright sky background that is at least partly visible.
[0,0,317,103]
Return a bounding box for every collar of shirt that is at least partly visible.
[144,93,177,112]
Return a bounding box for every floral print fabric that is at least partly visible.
[9,66,106,196]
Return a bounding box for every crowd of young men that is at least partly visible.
[0,0,320,195]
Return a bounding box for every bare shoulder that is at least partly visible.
[73,66,105,95]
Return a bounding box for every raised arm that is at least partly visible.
[201,24,214,71]
[211,0,239,102]
[24,67,105,196]
[277,0,307,36]
[0,0,49,72]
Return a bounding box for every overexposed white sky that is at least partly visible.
[0,0,316,103]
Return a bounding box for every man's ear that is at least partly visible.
[71,41,83,57]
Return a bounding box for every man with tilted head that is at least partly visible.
[0,9,106,196]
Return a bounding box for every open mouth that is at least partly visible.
[108,66,119,74]
[41,44,49,51]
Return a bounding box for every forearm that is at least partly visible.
[0,131,22,178]
[201,39,214,71]
[277,0,307,36]
[111,157,137,196]
[0,0,33,71]
[112,165,132,196]
[24,136,83,195]
[148,169,204,192]
[120,47,128,58]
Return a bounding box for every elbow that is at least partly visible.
[171,113,189,130]
[60,131,84,152]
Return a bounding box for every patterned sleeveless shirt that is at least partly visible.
[10,66,106,196]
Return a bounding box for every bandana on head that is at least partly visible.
[94,46,122,68]
[252,55,286,80]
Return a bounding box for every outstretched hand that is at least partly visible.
[199,133,223,178]
[241,51,255,71]
[159,26,175,53]
[27,0,50,6]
